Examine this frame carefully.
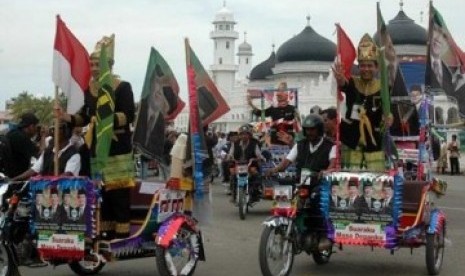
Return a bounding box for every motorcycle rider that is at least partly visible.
[266,114,336,250]
[228,124,263,201]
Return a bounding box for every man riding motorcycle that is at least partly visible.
[228,124,263,201]
[267,114,336,250]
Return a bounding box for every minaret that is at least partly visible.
[237,31,253,82]
[210,1,238,97]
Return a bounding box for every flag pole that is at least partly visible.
[54,85,60,176]
[335,23,342,171]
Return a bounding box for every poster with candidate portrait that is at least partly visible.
[322,172,403,248]
[29,177,96,260]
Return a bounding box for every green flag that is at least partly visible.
[376,2,391,118]
[94,45,115,174]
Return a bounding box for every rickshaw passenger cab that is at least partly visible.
[399,180,429,231]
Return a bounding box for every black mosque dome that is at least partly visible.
[276,25,336,63]
[249,51,276,80]
[374,10,427,45]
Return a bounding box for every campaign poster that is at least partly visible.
[29,177,95,260]
[328,172,394,224]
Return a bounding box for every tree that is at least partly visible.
[8,91,67,126]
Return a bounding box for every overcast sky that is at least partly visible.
[0,0,463,110]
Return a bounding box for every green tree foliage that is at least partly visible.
[8,91,67,126]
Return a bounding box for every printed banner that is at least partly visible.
[333,222,386,246]
[326,172,395,224]
[37,232,85,260]
[29,177,96,259]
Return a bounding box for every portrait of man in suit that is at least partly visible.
[49,187,62,222]
[35,189,44,218]
[356,180,383,213]
[77,189,87,223]
[347,179,361,210]
[60,188,72,220]
[330,181,342,209]
[391,85,422,137]
[133,63,179,160]
[428,22,465,116]
[382,180,394,214]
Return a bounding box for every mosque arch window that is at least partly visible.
[447,107,459,124]
[435,107,444,125]
[226,41,230,49]
[219,58,223,64]
[246,58,249,64]
[226,24,230,30]
[219,25,224,30]
[241,114,245,119]
[232,114,235,120]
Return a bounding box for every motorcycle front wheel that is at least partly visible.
[0,243,12,276]
[68,253,105,276]
[259,225,294,276]
[238,188,248,220]
[156,224,199,276]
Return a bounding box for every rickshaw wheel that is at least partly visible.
[68,253,105,276]
[426,225,445,275]
[155,224,199,276]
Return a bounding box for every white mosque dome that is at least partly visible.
[213,6,235,23]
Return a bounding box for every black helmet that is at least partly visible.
[302,114,324,136]
[238,124,252,134]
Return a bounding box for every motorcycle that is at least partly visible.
[0,177,205,276]
[230,161,263,220]
[259,172,332,276]
[0,180,44,276]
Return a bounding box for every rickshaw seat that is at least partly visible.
[402,180,428,213]
[130,181,154,210]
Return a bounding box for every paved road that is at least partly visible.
[23,174,464,276]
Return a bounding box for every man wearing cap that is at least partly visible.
[5,112,40,178]
[55,35,135,239]
[228,124,262,200]
[333,34,391,171]
[247,81,301,145]
[12,122,81,180]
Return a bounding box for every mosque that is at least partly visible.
[174,1,461,136]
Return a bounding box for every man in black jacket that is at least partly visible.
[5,112,40,178]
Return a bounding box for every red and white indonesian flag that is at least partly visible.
[52,15,90,113]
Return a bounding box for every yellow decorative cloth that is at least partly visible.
[92,153,135,191]
[358,107,377,147]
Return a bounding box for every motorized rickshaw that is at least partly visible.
[259,94,447,276]
[0,134,206,276]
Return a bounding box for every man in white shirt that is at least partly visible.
[266,114,336,251]
[12,123,81,180]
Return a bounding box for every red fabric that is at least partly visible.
[53,15,90,92]
[158,216,185,247]
[336,24,356,81]
[187,64,200,133]
[39,248,84,261]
